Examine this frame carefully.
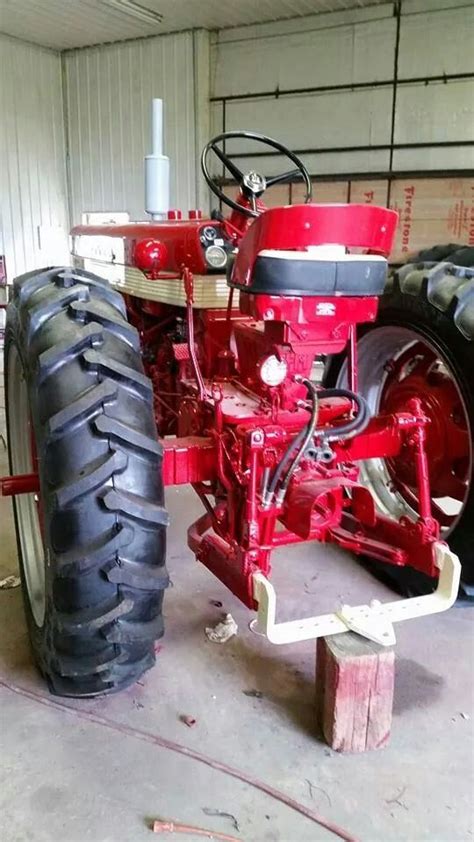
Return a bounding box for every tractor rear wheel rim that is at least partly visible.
[337,326,472,535]
[7,344,46,626]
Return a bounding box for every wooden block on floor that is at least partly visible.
[316,632,394,753]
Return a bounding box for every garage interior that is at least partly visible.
[0,1,473,841]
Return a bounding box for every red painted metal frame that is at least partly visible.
[162,437,216,486]
[0,472,39,496]
[164,202,443,606]
[175,391,440,609]
[5,198,451,617]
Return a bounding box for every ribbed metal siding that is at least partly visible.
[0,35,69,280]
[63,32,196,224]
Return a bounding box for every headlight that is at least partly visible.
[205,245,227,269]
[258,354,288,387]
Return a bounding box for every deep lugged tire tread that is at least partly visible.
[105,558,169,590]
[104,614,165,644]
[58,596,134,633]
[55,647,123,678]
[395,259,474,341]
[102,488,169,526]
[38,322,104,383]
[94,415,163,456]
[83,348,153,397]
[27,285,90,340]
[6,266,168,697]
[69,300,140,349]
[48,380,119,435]
[56,524,135,577]
[54,450,128,506]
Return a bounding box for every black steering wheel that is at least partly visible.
[201,130,312,218]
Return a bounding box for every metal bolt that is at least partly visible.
[251,429,264,445]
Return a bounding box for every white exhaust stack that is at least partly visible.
[145,98,170,220]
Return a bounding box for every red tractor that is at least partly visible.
[3,131,473,697]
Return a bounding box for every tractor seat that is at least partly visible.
[229,203,397,298]
[243,248,387,297]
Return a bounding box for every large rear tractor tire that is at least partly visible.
[5,267,169,696]
[325,246,474,595]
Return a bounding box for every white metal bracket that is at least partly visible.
[251,542,461,646]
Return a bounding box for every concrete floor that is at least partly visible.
[1,434,473,841]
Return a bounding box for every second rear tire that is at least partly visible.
[325,248,474,594]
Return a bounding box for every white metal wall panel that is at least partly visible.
[393,78,474,171]
[64,32,197,224]
[214,4,393,49]
[395,80,474,145]
[0,35,69,280]
[211,10,396,175]
[211,2,474,176]
[399,6,474,77]
[392,144,474,173]
[211,14,395,98]
[215,149,391,181]
[220,86,392,156]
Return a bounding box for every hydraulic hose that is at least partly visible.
[264,429,306,505]
[316,388,370,441]
[263,384,370,508]
[264,378,318,507]
[276,378,320,503]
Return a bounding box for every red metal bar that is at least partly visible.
[162,437,216,486]
[1,472,40,496]
[348,324,358,397]
[226,286,234,324]
[246,440,260,546]
[183,268,207,401]
[406,399,434,523]
[266,528,306,547]
[188,513,259,608]
[412,429,433,520]
[332,412,419,463]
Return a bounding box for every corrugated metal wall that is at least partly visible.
[210,1,474,176]
[0,34,69,280]
[2,3,472,282]
[63,31,198,224]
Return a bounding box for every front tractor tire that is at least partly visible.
[325,247,474,595]
[5,267,169,697]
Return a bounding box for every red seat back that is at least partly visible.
[231,203,398,289]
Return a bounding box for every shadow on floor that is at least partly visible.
[227,637,321,740]
[393,657,444,715]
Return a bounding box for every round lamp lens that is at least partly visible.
[259,355,288,387]
[205,245,227,269]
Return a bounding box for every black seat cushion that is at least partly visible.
[232,253,387,297]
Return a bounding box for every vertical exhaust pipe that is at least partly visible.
[145,98,170,220]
